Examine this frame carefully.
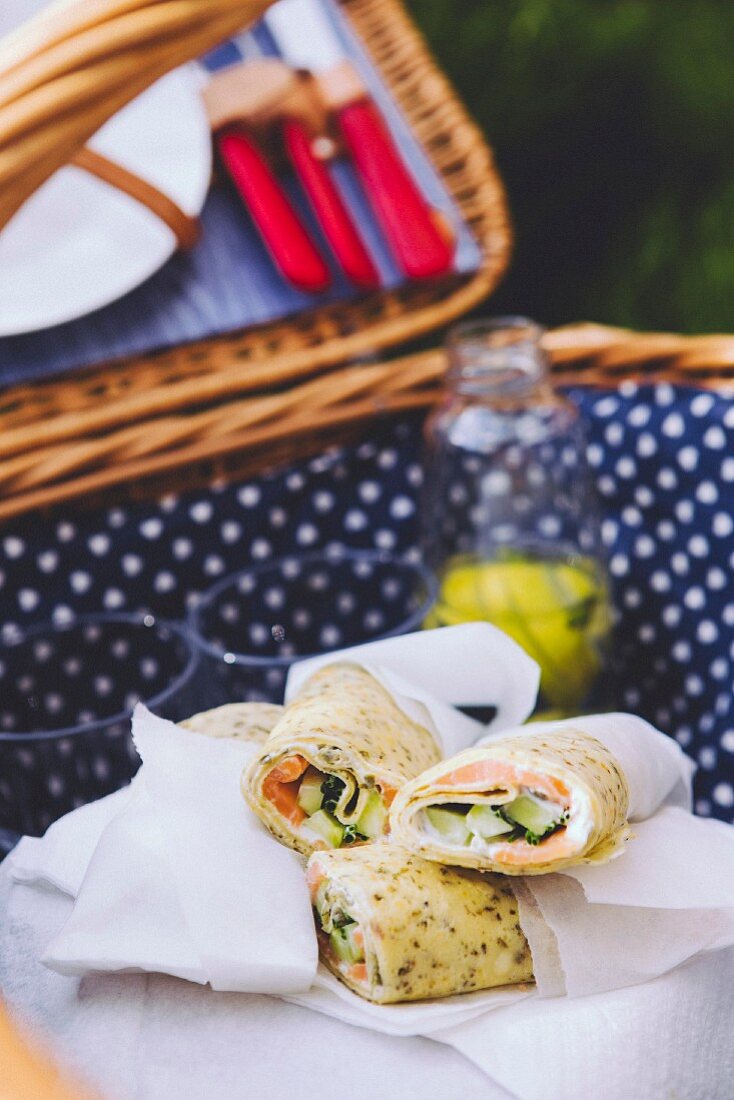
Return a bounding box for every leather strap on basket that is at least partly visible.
[71,146,201,251]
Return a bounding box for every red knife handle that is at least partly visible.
[217,128,330,294]
[282,118,380,290]
[336,98,454,280]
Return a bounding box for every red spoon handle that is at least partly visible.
[337,99,454,280]
[282,118,379,290]
[217,127,330,294]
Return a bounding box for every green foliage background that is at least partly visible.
[406,0,734,332]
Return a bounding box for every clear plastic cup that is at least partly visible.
[187,548,437,707]
[0,613,199,837]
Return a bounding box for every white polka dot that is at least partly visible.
[172,538,192,560]
[56,522,76,543]
[721,730,734,753]
[685,674,703,696]
[672,640,691,662]
[722,604,734,626]
[320,625,341,648]
[706,567,727,590]
[37,550,58,573]
[375,529,397,550]
[159,494,178,514]
[633,535,656,559]
[269,507,287,527]
[621,506,642,527]
[650,571,671,593]
[712,512,734,537]
[698,747,717,770]
[3,537,24,559]
[724,407,734,429]
[712,783,734,808]
[656,467,678,490]
[190,501,213,524]
[251,538,272,559]
[638,623,655,643]
[623,687,641,707]
[662,604,682,627]
[154,571,177,592]
[587,444,604,468]
[674,500,694,523]
[601,519,619,545]
[655,383,675,406]
[604,423,624,446]
[597,475,617,497]
[687,534,709,557]
[721,457,734,482]
[70,571,92,594]
[107,508,127,528]
[52,606,74,626]
[677,446,699,472]
[703,425,726,449]
[140,518,163,540]
[358,481,382,504]
[406,464,423,488]
[636,433,657,457]
[671,553,689,576]
[238,485,261,508]
[623,588,642,608]
[619,380,638,398]
[122,554,143,577]
[390,496,415,520]
[344,510,368,532]
[203,557,224,577]
[103,588,125,609]
[537,516,561,538]
[594,396,619,417]
[377,449,398,469]
[18,588,39,611]
[221,521,242,544]
[683,586,705,610]
[634,486,654,508]
[690,393,715,417]
[656,520,676,541]
[697,620,718,644]
[88,533,110,556]
[695,481,718,505]
[627,405,651,428]
[286,472,305,492]
[609,554,630,577]
[615,456,637,479]
[661,412,685,438]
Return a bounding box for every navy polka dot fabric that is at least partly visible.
[0,382,732,823]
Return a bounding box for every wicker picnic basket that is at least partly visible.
[1,0,734,524]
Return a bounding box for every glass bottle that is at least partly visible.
[421,316,612,717]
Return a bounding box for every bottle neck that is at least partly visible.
[446,317,548,399]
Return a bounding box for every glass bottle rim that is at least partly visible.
[446,316,548,396]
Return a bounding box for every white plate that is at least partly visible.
[0,2,212,336]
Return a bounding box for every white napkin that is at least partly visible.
[36,708,317,993]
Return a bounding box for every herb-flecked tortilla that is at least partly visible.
[180,702,284,745]
[390,728,631,875]
[308,841,533,1003]
[241,663,441,856]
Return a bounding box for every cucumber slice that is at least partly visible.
[297,767,324,816]
[425,806,471,846]
[329,923,364,966]
[356,790,387,839]
[301,809,345,848]
[504,794,562,835]
[466,804,516,839]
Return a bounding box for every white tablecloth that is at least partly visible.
[2,861,732,1100]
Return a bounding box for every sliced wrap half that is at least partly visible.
[308,841,533,1003]
[390,727,631,875]
[241,663,441,856]
[180,702,284,745]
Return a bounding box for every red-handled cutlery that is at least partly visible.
[265,0,455,281]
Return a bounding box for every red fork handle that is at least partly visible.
[336,98,454,280]
[217,128,330,294]
[282,118,380,290]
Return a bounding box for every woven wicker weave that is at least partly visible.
[1,323,733,523]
